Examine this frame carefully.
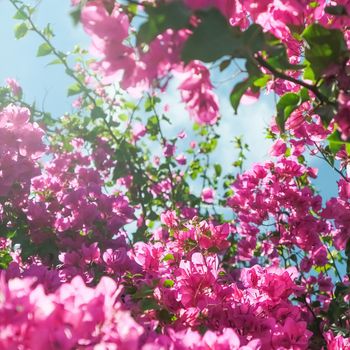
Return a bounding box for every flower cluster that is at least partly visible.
[227,157,328,261]
[0,104,45,204]
[179,61,220,125]
[81,2,189,91]
[0,274,144,349]
[2,0,350,347]
[79,0,350,127]
[1,229,312,349]
[80,1,220,124]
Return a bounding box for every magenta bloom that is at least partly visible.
[201,187,215,204]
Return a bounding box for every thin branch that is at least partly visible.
[254,54,336,106]
[9,0,120,144]
[313,141,349,182]
[326,245,343,283]
[147,94,176,209]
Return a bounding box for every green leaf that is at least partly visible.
[200,137,218,153]
[37,43,52,57]
[0,250,12,269]
[137,1,190,45]
[43,24,54,39]
[67,82,82,97]
[230,79,252,114]
[47,58,62,66]
[127,3,138,16]
[146,115,159,136]
[299,88,310,102]
[118,113,128,121]
[253,75,270,88]
[163,279,175,288]
[14,22,28,39]
[181,9,243,63]
[219,59,231,72]
[315,264,333,275]
[240,24,266,53]
[325,5,348,16]
[327,130,349,154]
[303,65,316,82]
[70,8,81,26]
[276,93,300,132]
[314,104,337,127]
[124,101,137,110]
[309,1,320,8]
[144,96,160,112]
[230,58,264,113]
[13,8,27,20]
[334,283,350,297]
[214,164,222,177]
[162,253,175,262]
[140,298,159,311]
[302,24,347,79]
[157,309,175,323]
[91,106,106,120]
[346,144,350,156]
[266,44,304,71]
[189,159,203,180]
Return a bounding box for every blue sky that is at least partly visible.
[0,0,338,201]
[0,0,88,116]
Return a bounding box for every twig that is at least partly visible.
[254,54,336,106]
[9,0,120,144]
[313,141,349,182]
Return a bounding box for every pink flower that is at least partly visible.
[81,1,139,89]
[132,122,147,142]
[161,210,178,228]
[272,317,312,350]
[176,253,219,308]
[312,245,328,266]
[201,187,215,204]
[163,143,175,157]
[0,104,45,200]
[202,328,241,349]
[178,130,187,139]
[141,29,189,84]
[6,78,22,97]
[325,331,350,350]
[179,61,220,125]
[81,242,101,264]
[72,96,83,109]
[175,154,187,165]
[197,221,230,251]
[103,247,132,275]
[241,265,299,301]
[336,92,350,139]
[300,257,312,273]
[269,139,287,157]
[180,206,198,219]
[0,273,146,349]
[240,88,260,105]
